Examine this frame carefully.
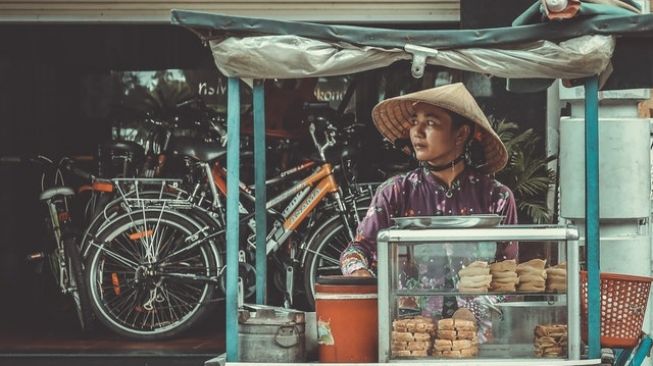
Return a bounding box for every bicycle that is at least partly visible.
[1,155,96,332]
[165,102,376,308]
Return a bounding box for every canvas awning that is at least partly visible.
[172,5,653,83]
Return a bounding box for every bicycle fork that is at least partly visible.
[33,187,77,295]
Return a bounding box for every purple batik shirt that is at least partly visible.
[340,167,518,275]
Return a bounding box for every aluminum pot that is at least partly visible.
[489,301,567,343]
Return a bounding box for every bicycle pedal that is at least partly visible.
[26,252,45,262]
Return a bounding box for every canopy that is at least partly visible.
[172,6,653,84]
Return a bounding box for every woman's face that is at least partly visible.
[409,103,468,165]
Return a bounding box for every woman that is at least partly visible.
[340,83,518,339]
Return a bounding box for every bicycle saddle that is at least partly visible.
[39,186,76,201]
[101,140,145,158]
[169,137,226,162]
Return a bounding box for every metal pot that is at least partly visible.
[489,301,567,343]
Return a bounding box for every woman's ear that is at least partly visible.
[456,125,471,146]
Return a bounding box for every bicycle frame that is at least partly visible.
[207,159,352,255]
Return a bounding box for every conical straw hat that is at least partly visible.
[372,82,508,174]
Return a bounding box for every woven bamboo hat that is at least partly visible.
[372,82,508,174]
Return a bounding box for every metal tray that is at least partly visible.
[392,214,503,229]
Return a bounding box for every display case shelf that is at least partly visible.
[377,224,581,363]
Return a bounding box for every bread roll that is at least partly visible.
[442,350,462,358]
[490,259,517,272]
[490,277,519,287]
[518,275,546,286]
[438,318,455,330]
[410,350,428,357]
[547,274,566,283]
[516,267,547,277]
[391,341,408,349]
[492,271,518,279]
[434,339,453,351]
[517,258,547,270]
[452,339,472,350]
[459,266,491,277]
[452,308,476,322]
[456,330,476,340]
[490,283,516,292]
[459,274,492,288]
[393,350,411,357]
[460,347,479,357]
[454,319,475,329]
[413,332,431,341]
[518,283,545,292]
[546,268,566,277]
[535,336,557,347]
[407,341,430,351]
[392,331,414,342]
[414,322,433,333]
[438,329,457,340]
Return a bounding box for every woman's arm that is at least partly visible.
[340,178,402,275]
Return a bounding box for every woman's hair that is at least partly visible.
[449,111,486,168]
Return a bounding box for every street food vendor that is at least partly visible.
[339,82,518,339]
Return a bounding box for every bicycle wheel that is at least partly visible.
[63,235,96,332]
[86,209,219,340]
[302,206,368,309]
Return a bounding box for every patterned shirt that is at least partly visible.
[340,167,518,275]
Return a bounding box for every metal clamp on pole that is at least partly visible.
[405,44,439,78]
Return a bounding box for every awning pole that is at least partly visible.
[253,79,267,304]
[584,76,601,360]
[226,77,241,362]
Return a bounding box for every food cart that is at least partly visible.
[171,2,653,364]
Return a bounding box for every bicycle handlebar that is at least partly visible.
[1,155,100,182]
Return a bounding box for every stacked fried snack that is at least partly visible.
[457,261,491,293]
[534,324,567,357]
[391,316,435,357]
[516,259,547,292]
[546,262,567,293]
[489,259,518,292]
[432,318,479,358]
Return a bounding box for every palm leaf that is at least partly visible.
[491,116,556,224]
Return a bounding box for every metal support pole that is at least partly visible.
[226,77,241,362]
[567,238,581,360]
[253,79,267,305]
[584,76,601,359]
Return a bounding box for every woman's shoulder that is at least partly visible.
[373,168,425,196]
[467,169,514,196]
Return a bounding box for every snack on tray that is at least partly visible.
[490,259,518,292]
[517,259,548,293]
[458,261,490,293]
[517,258,547,270]
[534,324,567,358]
[546,262,567,293]
[432,317,479,358]
[391,316,435,357]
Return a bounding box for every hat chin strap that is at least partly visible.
[422,153,466,172]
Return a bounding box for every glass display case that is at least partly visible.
[377,224,581,363]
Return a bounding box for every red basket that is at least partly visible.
[580,271,653,348]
